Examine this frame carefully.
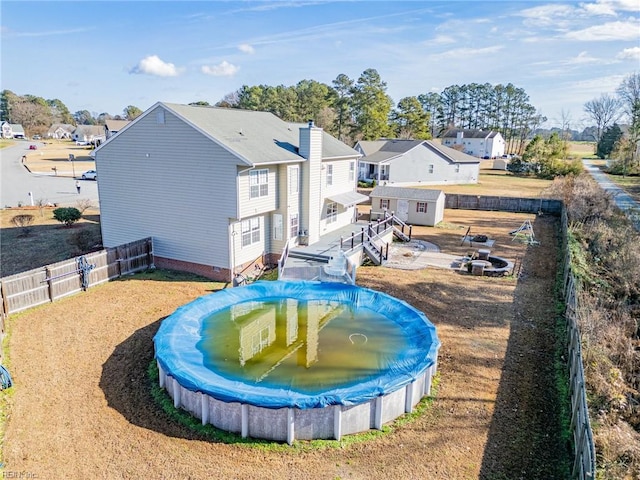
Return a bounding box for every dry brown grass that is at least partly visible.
[0,206,101,277]
[23,140,95,178]
[1,210,571,479]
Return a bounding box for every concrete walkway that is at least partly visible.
[583,159,640,231]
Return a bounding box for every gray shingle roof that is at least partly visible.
[357,139,479,164]
[370,185,444,201]
[163,103,360,166]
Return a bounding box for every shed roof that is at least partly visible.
[370,185,444,201]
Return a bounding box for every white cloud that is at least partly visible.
[617,46,640,60]
[565,20,640,41]
[238,43,255,54]
[567,51,600,64]
[430,45,504,60]
[517,4,576,26]
[129,55,180,77]
[432,34,456,44]
[580,1,618,16]
[201,60,239,77]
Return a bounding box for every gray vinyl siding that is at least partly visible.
[387,146,478,185]
[96,106,239,269]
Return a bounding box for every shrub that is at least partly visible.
[53,207,82,227]
[11,214,35,236]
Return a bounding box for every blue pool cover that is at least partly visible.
[154,280,440,409]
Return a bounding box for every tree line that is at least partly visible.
[0,89,144,134]
[0,68,569,155]
[217,69,544,153]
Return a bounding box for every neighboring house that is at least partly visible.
[72,125,106,145]
[94,102,366,282]
[1,122,25,139]
[355,139,480,186]
[370,186,445,226]
[104,119,131,139]
[441,129,505,158]
[47,123,75,139]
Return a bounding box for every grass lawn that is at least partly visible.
[605,172,640,203]
[438,168,554,197]
[22,139,95,178]
[1,210,570,479]
[0,206,102,277]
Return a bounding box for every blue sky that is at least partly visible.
[2,0,639,128]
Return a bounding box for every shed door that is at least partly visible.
[397,199,409,222]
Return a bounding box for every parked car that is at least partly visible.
[29,144,37,150]
[81,170,97,180]
[32,135,41,140]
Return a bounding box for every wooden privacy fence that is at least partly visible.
[445,194,563,215]
[560,209,596,480]
[0,238,153,318]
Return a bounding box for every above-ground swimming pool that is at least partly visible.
[154,280,440,444]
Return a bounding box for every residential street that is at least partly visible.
[1,142,99,208]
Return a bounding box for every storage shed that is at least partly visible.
[370,186,445,226]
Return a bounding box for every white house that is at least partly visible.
[72,125,106,145]
[441,129,505,159]
[1,122,25,139]
[94,102,366,282]
[355,139,480,186]
[369,185,445,226]
[47,123,75,139]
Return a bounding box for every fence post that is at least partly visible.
[0,280,9,321]
[45,266,54,302]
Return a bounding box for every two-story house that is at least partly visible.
[94,102,365,282]
[356,139,480,186]
[440,129,505,158]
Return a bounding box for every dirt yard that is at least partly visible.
[2,209,570,479]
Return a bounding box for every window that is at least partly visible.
[379,199,389,210]
[326,164,333,186]
[417,202,427,213]
[250,169,269,198]
[289,166,299,195]
[241,218,261,247]
[290,213,299,239]
[349,162,355,182]
[326,202,337,224]
[156,110,165,124]
[273,214,283,241]
[428,164,434,174]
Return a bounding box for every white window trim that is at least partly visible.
[250,169,269,199]
[326,202,337,224]
[326,164,333,186]
[241,217,261,247]
[290,213,299,239]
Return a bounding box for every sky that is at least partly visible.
[1,0,639,129]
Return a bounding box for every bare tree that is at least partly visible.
[12,214,35,236]
[583,93,621,143]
